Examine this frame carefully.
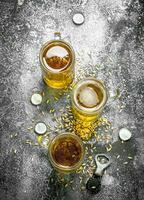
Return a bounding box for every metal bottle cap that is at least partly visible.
[34,122,47,135]
[31,93,42,106]
[72,13,85,25]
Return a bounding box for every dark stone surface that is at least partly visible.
[0,0,144,200]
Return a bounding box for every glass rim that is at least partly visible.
[71,77,108,114]
[39,39,75,74]
[48,133,85,172]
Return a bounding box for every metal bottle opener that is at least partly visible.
[95,154,111,176]
[86,154,111,194]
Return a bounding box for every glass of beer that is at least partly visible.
[39,32,75,89]
[48,133,85,173]
[71,77,108,122]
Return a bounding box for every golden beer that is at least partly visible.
[48,133,84,173]
[39,33,75,89]
[71,77,108,122]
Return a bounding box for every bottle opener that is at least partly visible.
[86,154,111,194]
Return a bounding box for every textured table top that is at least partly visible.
[0,0,144,200]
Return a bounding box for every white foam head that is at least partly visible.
[46,46,68,59]
[79,87,99,108]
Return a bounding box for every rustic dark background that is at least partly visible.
[0,0,144,200]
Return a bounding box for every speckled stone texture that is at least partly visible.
[0,0,144,200]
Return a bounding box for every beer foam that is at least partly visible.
[79,87,99,108]
[46,46,68,59]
